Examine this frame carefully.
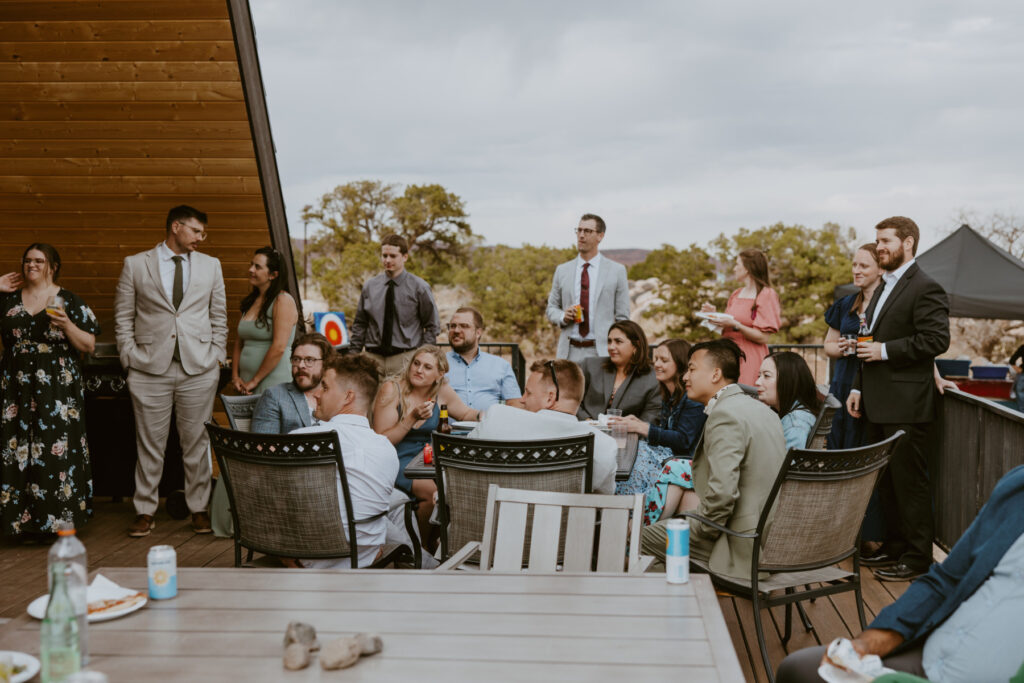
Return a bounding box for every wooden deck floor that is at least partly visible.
[0,498,913,682]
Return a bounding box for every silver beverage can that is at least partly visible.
[665,518,690,584]
[147,545,177,600]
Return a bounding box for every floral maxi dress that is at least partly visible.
[0,289,100,536]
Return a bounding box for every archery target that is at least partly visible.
[314,312,350,347]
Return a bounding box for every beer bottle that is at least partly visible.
[438,404,452,434]
[857,313,873,344]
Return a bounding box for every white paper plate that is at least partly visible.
[695,311,725,322]
[451,420,479,430]
[28,592,147,623]
[0,650,40,683]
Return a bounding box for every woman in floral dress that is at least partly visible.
[0,244,99,540]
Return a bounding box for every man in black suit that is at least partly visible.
[847,216,950,581]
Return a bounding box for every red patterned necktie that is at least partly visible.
[579,263,590,337]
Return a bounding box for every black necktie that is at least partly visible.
[172,256,184,309]
[381,280,396,352]
[864,278,886,327]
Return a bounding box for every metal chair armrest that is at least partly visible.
[679,511,759,539]
[436,542,481,571]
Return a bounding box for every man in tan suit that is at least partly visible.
[641,338,786,580]
[114,205,227,537]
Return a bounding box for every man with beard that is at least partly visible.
[848,216,950,582]
[445,307,523,411]
[251,332,335,434]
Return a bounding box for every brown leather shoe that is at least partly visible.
[191,511,212,534]
[128,514,155,537]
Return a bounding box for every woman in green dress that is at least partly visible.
[1,244,99,540]
[230,247,298,395]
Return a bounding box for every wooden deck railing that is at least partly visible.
[930,388,1024,550]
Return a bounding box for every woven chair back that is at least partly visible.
[206,423,356,562]
[433,432,594,561]
[804,393,841,450]
[219,393,263,432]
[758,432,902,570]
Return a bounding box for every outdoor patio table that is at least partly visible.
[0,567,743,682]
[404,431,640,482]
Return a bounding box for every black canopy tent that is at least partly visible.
[833,225,1024,320]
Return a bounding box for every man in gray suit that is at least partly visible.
[115,205,227,537]
[546,213,630,361]
[251,332,335,434]
[641,338,787,580]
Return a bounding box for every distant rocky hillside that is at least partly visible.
[603,248,650,268]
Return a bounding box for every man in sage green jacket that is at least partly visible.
[641,338,787,580]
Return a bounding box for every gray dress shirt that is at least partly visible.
[350,270,440,352]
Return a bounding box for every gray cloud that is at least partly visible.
[252,0,1024,252]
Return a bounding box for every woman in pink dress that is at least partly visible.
[701,248,781,386]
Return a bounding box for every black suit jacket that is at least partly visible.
[855,262,949,424]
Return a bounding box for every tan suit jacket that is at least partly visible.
[114,245,228,375]
[690,384,787,580]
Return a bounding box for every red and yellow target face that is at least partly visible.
[314,312,349,347]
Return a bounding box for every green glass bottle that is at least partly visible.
[41,562,81,682]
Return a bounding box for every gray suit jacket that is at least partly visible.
[251,381,313,434]
[576,357,661,423]
[546,254,630,357]
[690,384,787,581]
[114,245,227,375]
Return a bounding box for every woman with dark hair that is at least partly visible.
[0,244,100,540]
[755,351,822,450]
[823,243,881,449]
[231,246,298,395]
[576,320,661,423]
[611,338,707,496]
[701,247,781,385]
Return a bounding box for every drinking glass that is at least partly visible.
[46,295,65,316]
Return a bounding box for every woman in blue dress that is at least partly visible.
[610,339,705,498]
[823,243,881,449]
[373,345,477,545]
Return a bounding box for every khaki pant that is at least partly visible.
[640,518,713,571]
[127,363,219,516]
[364,349,419,378]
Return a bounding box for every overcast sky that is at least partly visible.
[251,1,1024,253]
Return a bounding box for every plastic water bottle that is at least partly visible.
[41,562,81,682]
[49,522,89,666]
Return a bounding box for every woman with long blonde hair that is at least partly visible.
[373,345,477,544]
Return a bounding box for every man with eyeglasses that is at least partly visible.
[467,359,617,493]
[251,332,335,434]
[546,213,630,361]
[444,307,523,411]
[114,205,227,537]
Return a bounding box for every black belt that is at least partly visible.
[569,339,596,348]
[367,347,413,358]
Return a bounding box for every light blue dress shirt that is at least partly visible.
[445,350,522,411]
[922,530,1024,683]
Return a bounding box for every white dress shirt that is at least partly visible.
[291,413,400,568]
[571,253,602,342]
[157,240,191,303]
[468,404,617,494]
[869,257,915,362]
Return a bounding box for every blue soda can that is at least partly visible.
[147,545,177,599]
[665,518,690,584]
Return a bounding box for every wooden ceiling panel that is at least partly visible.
[0,20,234,42]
